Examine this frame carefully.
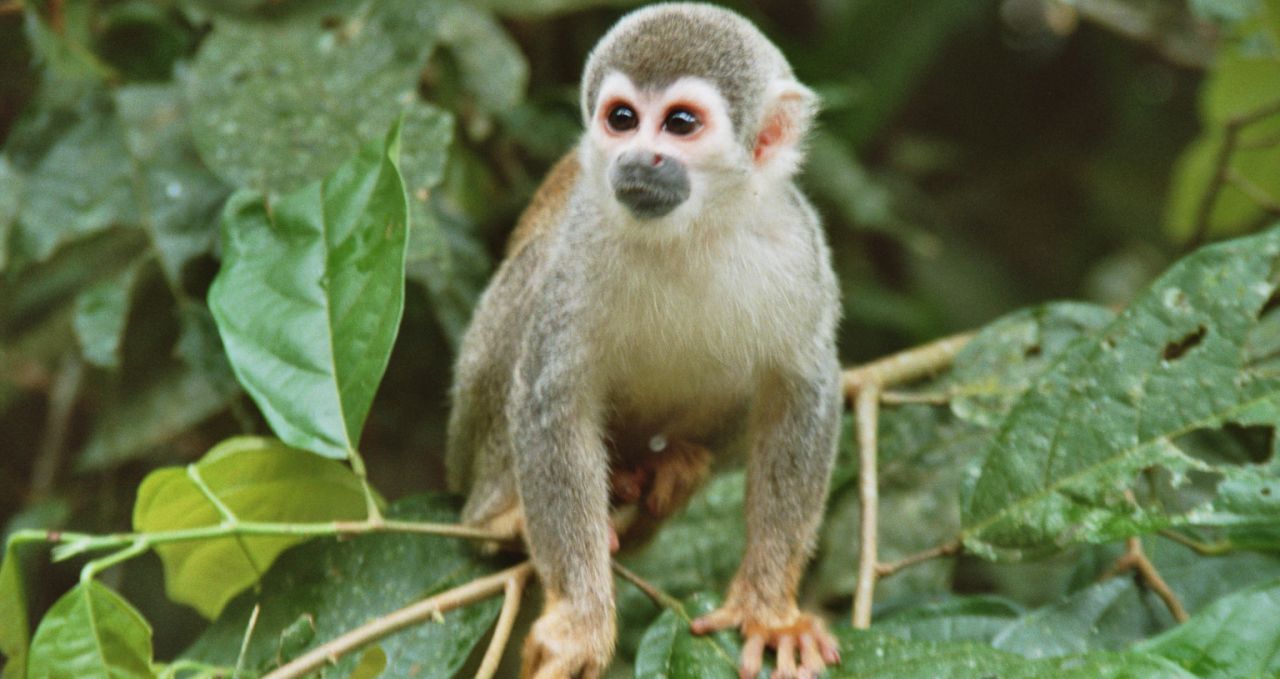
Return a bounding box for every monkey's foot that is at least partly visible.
[521,602,614,679]
[691,607,840,679]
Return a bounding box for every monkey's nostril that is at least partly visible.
[651,153,664,167]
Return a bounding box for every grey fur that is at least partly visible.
[581,2,793,146]
[447,4,839,673]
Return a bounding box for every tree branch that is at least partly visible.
[613,561,686,614]
[475,565,532,679]
[852,383,880,629]
[263,562,533,679]
[842,332,973,401]
[875,539,962,578]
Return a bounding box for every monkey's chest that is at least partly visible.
[593,237,808,442]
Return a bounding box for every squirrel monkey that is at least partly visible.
[446,4,841,677]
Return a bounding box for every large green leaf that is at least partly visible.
[26,582,154,679]
[1137,577,1280,677]
[633,597,1195,679]
[183,2,449,194]
[963,226,1280,558]
[946,302,1117,428]
[876,596,1025,644]
[0,539,37,679]
[114,84,230,287]
[208,122,408,460]
[182,494,501,678]
[72,262,141,369]
[4,86,136,266]
[132,436,370,619]
[77,358,239,470]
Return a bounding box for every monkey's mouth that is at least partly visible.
[613,183,686,219]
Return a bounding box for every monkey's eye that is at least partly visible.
[663,109,701,136]
[606,104,639,132]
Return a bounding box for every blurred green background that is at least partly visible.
[1,0,1278,663]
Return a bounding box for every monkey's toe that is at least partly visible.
[692,608,839,679]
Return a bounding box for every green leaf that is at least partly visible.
[476,0,642,16]
[876,596,1025,644]
[182,495,501,678]
[26,582,154,679]
[992,577,1133,658]
[946,302,1116,428]
[77,359,240,470]
[0,538,38,679]
[4,86,136,266]
[114,84,230,287]
[962,226,1280,558]
[72,262,142,369]
[1137,577,1280,677]
[434,1,529,115]
[132,436,370,619]
[633,595,740,679]
[1165,47,1280,240]
[633,598,1194,679]
[208,122,409,459]
[0,156,21,272]
[827,629,1195,678]
[184,5,449,193]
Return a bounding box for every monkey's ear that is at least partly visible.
[753,79,818,171]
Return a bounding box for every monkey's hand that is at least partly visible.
[610,439,712,517]
[690,593,840,679]
[521,599,616,679]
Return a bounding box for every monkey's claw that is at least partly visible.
[691,608,840,679]
[521,602,613,679]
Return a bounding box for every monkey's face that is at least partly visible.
[587,73,747,223]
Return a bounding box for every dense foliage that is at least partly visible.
[1,0,1279,677]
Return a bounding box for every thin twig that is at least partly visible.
[1187,97,1280,249]
[1158,529,1231,556]
[0,0,22,17]
[852,383,880,629]
[475,566,532,679]
[1226,169,1280,216]
[878,390,955,405]
[1102,537,1189,623]
[31,353,83,500]
[612,561,685,614]
[875,539,962,578]
[234,604,261,679]
[842,332,974,401]
[263,562,533,679]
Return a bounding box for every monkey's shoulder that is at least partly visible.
[505,151,582,260]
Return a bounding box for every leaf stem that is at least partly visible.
[875,539,962,578]
[80,539,148,584]
[234,604,261,679]
[612,561,687,616]
[261,562,533,679]
[1102,536,1189,623]
[46,517,508,563]
[187,465,239,524]
[347,450,385,523]
[1158,529,1232,556]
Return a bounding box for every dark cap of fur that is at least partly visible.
[581,3,793,146]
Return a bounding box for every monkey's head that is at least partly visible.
[580,3,817,225]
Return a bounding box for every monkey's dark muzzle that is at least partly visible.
[609,153,691,219]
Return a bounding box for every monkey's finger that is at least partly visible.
[739,635,765,679]
[691,608,738,634]
[774,635,797,679]
[608,524,620,554]
[520,643,544,679]
[814,628,841,665]
[799,633,824,676]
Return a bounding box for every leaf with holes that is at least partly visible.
[962,225,1280,559]
[133,436,370,619]
[208,121,407,460]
